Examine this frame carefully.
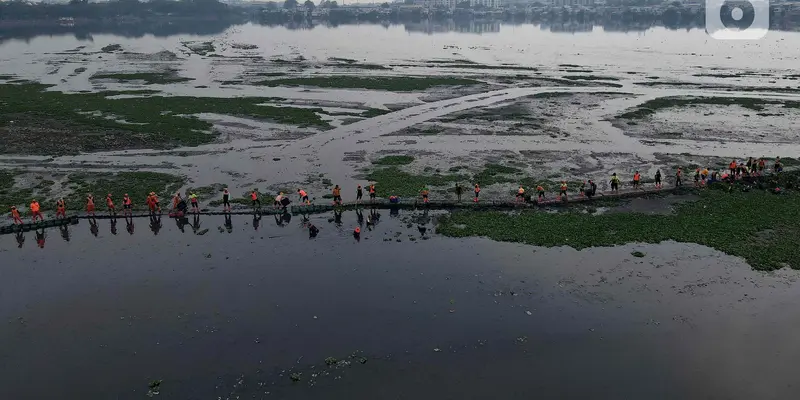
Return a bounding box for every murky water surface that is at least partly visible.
[2,211,799,399]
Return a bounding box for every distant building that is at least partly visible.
[422,0,458,9]
[551,0,595,6]
[470,0,502,8]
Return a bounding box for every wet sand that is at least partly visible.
[2,211,799,399]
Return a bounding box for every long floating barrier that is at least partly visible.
[0,216,79,235]
[0,187,676,235]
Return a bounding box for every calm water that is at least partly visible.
[1,211,799,399]
[2,23,800,84]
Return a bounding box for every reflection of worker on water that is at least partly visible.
[224,214,233,233]
[274,213,284,227]
[175,214,187,233]
[110,217,118,235]
[15,230,25,248]
[353,226,360,241]
[36,228,46,249]
[60,225,70,242]
[125,216,135,235]
[90,217,99,237]
[334,209,342,225]
[308,223,319,238]
[191,214,201,233]
[356,208,364,226]
[149,214,162,235]
[253,212,261,231]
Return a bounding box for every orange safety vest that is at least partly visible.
[106,196,114,206]
[474,186,480,193]
[87,197,94,206]
[333,188,340,196]
[537,186,544,192]
[124,197,131,205]
[560,184,567,191]
[251,191,258,200]
[633,173,640,182]
[299,190,307,197]
[518,187,524,194]
[57,200,65,210]
[30,202,40,212]
[369,186,375,194]
[729,161,736,169]
[11,209,20,218]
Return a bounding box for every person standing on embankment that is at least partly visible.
[30,199,43,222]
[55,198,66,219]
[654,170,662,189]
[10,206,23,225]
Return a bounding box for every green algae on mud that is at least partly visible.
[90,71,194,85]
[617,96,800,119]
[0,171,34,211]
[366,167,466,197]
[1,171,186,211]
[373,155,415,166]
[0,83,331,155]
[437,187,800,271]
[63,172,186,211]
[255,76,482,91]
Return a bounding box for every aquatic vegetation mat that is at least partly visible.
[366,167,466,197]
[0,83,331,155]
[255,76,482,91]
[618,96,800,119]
[63,172,186,211]
[90,71,194,85]
[437,187,800,271]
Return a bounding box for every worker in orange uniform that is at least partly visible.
[106,193,115,215]
[559,181,568,200]
[298,188,309,205]
[10,206,23,225]
[30,199,43,222]
[516,186,525,203]
[421,187,430,203]
[332,185,342,206]
[633,171,641,190]
[86,194,96,216]
[729,159,737,176]
[536,185,545,201]
[122,194,133,216]
[251,189,261,209]
[55,198,67,219]
[369,184,376,202]
[473,183,480,203]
